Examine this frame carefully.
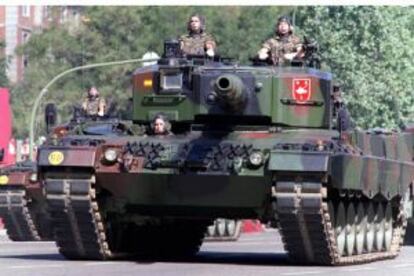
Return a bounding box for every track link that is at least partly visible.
[0,188,41,241]
[275,181,406,265]
[45,175,112,260]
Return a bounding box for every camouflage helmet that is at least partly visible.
[187,13,206,33]
[277,15,292,26]
[276,15,293,34]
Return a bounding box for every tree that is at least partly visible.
[0,41,9,87]
[295,6,414,128]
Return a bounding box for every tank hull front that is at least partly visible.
[96,173,271,218]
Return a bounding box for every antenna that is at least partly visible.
[292,7,297,28]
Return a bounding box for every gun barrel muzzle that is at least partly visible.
[214,74,246,112]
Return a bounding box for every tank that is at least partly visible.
[0,101,132,242]
[37,41,414,265]
[0,161,52,241]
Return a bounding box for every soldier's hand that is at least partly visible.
[258,51,269,60]
[206,49,215,57]
[284,52,297,61]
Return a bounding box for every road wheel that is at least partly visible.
[225,220,237,236]
[354,202,366,255]
[216,219,226,237]
[365,202,375,253]
[335,201,346,256]
[207,223,216,237]
[384,203,393,251]
[345,203,356,256]
[374,203,385,252]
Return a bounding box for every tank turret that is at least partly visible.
[132,41,331,130]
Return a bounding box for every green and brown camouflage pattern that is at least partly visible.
[132,65,330,128]
[0,162,52,241]
[179,32,216,56]
[261,34,302,65]
[37,54,414,264]
[38,128,414,212]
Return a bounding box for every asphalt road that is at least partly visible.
[0,229,413,276]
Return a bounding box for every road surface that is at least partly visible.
[0,229,413,276]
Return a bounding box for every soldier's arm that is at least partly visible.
[178,35,186,50]
[283,37,304,60]
[81,98,88,111]
[258,39,272,60]
[204,34,216,50]
[203,34,216,57]
[98,98,106,117]
[293,36,305,58]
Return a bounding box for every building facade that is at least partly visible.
[0,6,81,83]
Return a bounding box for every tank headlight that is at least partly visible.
[249,151,264,167]
[160,72,183,93]
[29,173,38,183]
[104,149,118,163]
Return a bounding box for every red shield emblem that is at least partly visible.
[292,79,311,103]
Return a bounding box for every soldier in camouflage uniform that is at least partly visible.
[258,16,304,65]
[81,86,106,117]
[179,14,216,57]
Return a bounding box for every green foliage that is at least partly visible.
[0,41,8,87]
[295,6,414,128]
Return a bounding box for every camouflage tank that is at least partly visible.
[37,41,414,265]
[0,102,133,242]
[0,161,52,241]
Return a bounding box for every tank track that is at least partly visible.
[275,181,406,265]
[404,219,414,245]
[45,174,207,260]
[0,188,41,241]
[45,175,112,260]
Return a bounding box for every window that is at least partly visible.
[22,6,30,17]
[23,55,29,69]
[60,7,68,23]
[44,6,52,21]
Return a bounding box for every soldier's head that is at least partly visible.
[87,86,100,98]
[276,15,293,36]
[151,113,171,135]
[187,13,205,34]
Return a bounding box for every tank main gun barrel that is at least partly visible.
[214,74,246,113]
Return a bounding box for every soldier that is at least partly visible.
[151,113,172,136]
[81,86,106,117]
[179,13,216,57]
[257,15,304,65]
[331,84,352,132]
